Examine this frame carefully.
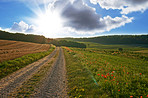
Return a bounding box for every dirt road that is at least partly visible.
[0,47,68,98]
[33,47,68,98]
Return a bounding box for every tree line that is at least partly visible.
[49,40,86,48]
[63,35,148,44]
[0,30,47,44]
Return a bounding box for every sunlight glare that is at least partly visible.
[34,6,63,37]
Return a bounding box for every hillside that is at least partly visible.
[62,35,148,45]
[0,30,53,44]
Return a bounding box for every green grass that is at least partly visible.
[64,49,101,98]
[79,42,148,51]
[64,47,148,98]
[0,46,55,79]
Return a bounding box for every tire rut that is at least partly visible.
[0,47,58,97]
[33,47,68,98]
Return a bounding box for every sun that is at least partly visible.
[34,7,63,37]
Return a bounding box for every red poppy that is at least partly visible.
[114,77,115,79]
[147,95,148,97]
[127,72,129,74]
[130,96,133,98]
[101,74,104,77]
[113,79,115,81]
[104,76,107,78]
[111,74,113,76]
[140,73,142,75]
[97,74,100,76]
[118,89,120,91]
[140,96,142,98]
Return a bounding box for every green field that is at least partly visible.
[64,43,148,98]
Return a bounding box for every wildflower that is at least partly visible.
[147,95,148,97]
[114,77,115,79]
[107,73,110,75]
[127,72,129,74]
[113,79,115,81]
[139,73,142,75]
[104,76,107,78]
[118,89,120,91]
[97,74,100,76]
[111,74,113,76]
[140,96,142,98]
[130,96,133,98]
[101,74,104,77]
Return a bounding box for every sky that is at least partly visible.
[0,0,148,38]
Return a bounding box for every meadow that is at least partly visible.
[64,44,148,98]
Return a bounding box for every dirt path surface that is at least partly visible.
[0,47,58,97]
[33,47,68,98]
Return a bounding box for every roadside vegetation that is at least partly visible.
[64,46,148,98]
[0,46,55,79]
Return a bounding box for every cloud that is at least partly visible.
[61,0,103,31]
[90,0,148,14]
[100,15,133,32]
[52,0,133,34]
[11,21,37,33]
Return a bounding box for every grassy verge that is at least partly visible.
[64,48,101,98]
[0,45,55,79]
[11,48,59,97]
[65,47,148,97]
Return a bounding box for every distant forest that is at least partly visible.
[50,40,86,48]
[0,30,86,48]
[63,35,148,44]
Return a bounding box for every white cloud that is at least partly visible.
[90,0,148,14]
[100,15,134,32]
[10,21,37,33]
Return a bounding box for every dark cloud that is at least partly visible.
[50,0,133,32]
[61,1,104,31]
[129,0,148,4]
[54,0,104,31]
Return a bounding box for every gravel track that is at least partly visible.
[33,47,68,98]
[0,47,58,97]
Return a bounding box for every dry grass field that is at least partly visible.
[0,40,50,62]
